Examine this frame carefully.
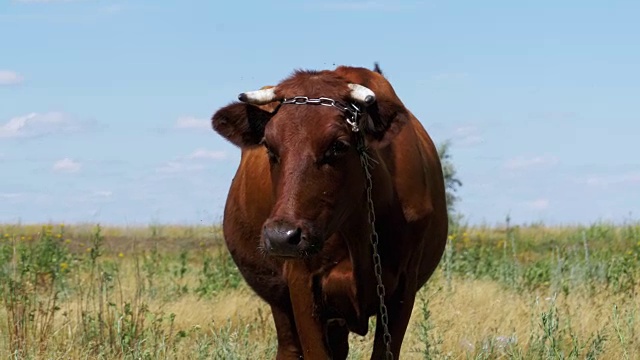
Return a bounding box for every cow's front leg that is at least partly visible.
[325,319,349,360]
[370,280,417,359]
[284,260,331,359]
[271,302,304,360]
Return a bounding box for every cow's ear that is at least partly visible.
[211,101,277,148]
[334,65,411,149]
[360,96,410,149]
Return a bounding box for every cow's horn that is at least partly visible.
[238,87,279,105]
[348,83,376,106]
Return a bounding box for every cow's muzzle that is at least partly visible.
[262,220,317,258]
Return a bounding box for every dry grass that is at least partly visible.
[0,222,639,359]
[180,275,637,359]
[3,267,631,359]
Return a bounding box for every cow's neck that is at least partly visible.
[338,152,401,321]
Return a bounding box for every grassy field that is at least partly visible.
[0,221,639,359]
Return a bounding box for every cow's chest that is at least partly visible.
[304,235,374,335]
[314,257,371,335]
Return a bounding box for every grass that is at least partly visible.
[0,220,639,359]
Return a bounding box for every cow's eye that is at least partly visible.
[321,140,350,164]
[260,139,280,164]
[266,148,279,164]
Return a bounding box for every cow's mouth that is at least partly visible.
[263,238,321,258]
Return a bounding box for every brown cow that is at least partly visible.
[211,64,448,359]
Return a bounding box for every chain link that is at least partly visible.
[282,96,361,132]
[280,95,393,359]
[356,133,394,360]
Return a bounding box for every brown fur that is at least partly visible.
[210,64,448,359]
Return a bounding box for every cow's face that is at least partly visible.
[212,67,409,258]
[258,103,362,257]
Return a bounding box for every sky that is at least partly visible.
[1,0,639,227]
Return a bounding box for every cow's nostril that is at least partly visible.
[285,228,302,245]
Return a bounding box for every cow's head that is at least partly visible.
[212,65,410,258]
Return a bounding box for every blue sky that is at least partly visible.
[1,0,639,226]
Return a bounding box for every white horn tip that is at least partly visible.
[238,88,277,105]
[364,95,375,105]
[348,83,376,106]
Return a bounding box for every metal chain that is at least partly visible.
[356,133,394,360]
[280,95,393,359]
[282,96,361,132]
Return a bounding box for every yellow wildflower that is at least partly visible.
[3,234,8,238]
[56,234,62,239]
[21,236,25,241]
[65,239,71,244]
[86,248,92,253]
[118,252,124,258]
[60,262,68,271]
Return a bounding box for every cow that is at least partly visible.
[210,64,448,359]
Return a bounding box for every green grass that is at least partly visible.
[0,220,639,358]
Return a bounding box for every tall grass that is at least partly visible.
[0,221,638,358]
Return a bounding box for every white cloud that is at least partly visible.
[0,112,89,139]
[584,173,640,187]
[175,116,210,130]
[433,72,469,81]
[93,190,113,197]
[72,190,113,204]
[537,111,579,121]
[455,125,476,132]
[525,199,550,210]
[0,193,25,205]
[53,158,81,173]
[504,155,559,170]
[156,148,228,173]
[187,148,227,160]
[101,4,123,13]
[453,125,484,146]
[156,161,205,174]
[0,70,24,85]
[0,193,23,199]
[312,1,421,11]
[14,0,80,3]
